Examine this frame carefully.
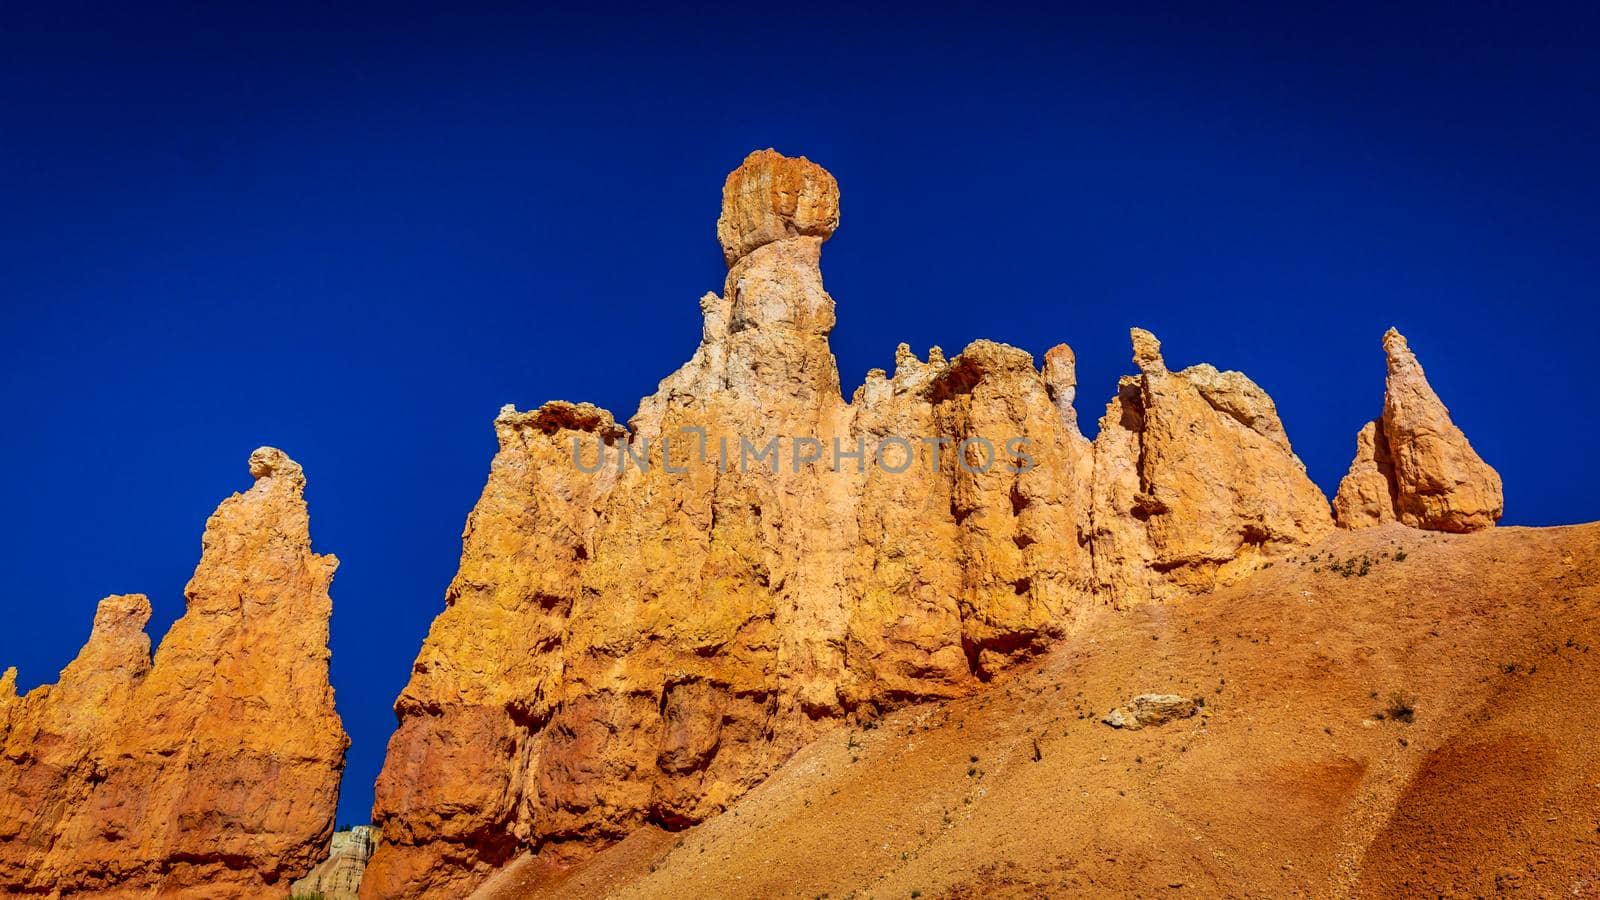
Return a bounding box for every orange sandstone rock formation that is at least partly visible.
[1334,328,1503,532]
[1088,328,1333,606]
[365,150,1346,897]
[1333,420,1399,527]
[715,147,840,265]
[0,448,347,898]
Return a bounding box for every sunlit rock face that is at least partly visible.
[1088,328,1336,607]
[0,149,1510,900]
[1335,328,1503,532]
[0,448,347,898]
[291,825,379,900]
[362,150,1371,898]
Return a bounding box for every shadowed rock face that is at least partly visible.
[0,448,347,898]
[1334,328,1503,532]
[362,150,1355,898]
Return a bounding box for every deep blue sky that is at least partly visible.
[3,3,1597,825]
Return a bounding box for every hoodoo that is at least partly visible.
[0,448,347,898]
[1334,328,1503,531]
[1086,327,1334,607]
[363,150,1383,897]
[0,150,1529,899]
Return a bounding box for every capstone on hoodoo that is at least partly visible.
[363,149,1420,898]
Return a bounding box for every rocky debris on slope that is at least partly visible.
[0,448,347,898]
[1334,328,1503,532]
[365,150,1353,898]
[291,826,380,900]
[1101,694,1201,730]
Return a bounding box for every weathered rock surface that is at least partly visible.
[715,148,839,265]
[0,668,15,735]
[291,826,379,900]
[465,522,1596,900]
[1332,420,1399,528]
[1087,329,1334,606]
[0,448,347,898]
[365,150,1344,897]
[1334,328,1503,532]
[1101,693,1201,730]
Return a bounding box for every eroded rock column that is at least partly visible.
[1334,328,1503,531]
[0,448,347,898]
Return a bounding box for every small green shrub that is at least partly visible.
[1385,692,1416,724]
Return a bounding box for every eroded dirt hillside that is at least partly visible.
[475,521,1600,899]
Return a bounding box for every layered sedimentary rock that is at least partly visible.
[1334,328,1503,531]
[716,147,840,265]
[0,448,347,898]
[291,826,379,900]
[365,150,1342,897]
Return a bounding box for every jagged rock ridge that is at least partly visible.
[364,150,1500,897]
[0,448,347,898]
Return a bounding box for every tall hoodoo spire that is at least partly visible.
[0,448,346,896]
[365,151,1486,899]
[1334,328,1503,532]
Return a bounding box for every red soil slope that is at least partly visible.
[474,522,1600,898]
